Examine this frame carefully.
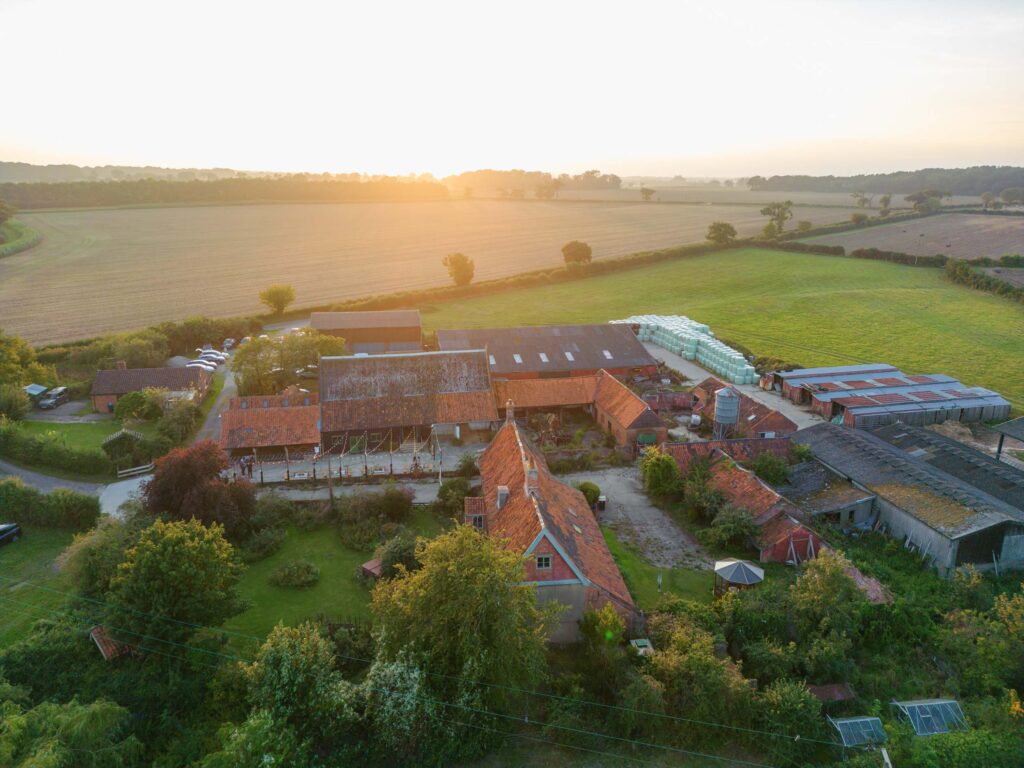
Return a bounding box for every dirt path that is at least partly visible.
[564,467,712,569]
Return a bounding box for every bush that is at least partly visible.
[698,505,757,549]
[336,486,413,550]
[0,477,100,529]
[0,417,114,476]
[456,452,478,479]
[113,388,165,421]
[156,399,201,442]
[639,447,683,498]
[748,452,788,485]
[433,477,472,519]
[0,385,30,421]
[378,532,419,578]
[574,481,601,507]
[269,559,321,588]
[239,526,287,563]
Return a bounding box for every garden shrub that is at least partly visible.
[432,477,472,519]
[639,446,682,498]
[378,532,419,578]
[698,505,757,549]
[748,452,788,485]
[574,481,601,507]
[0,385,30,421]
[336,488,413,550]
[239,526,286,563]
[455,452,478,479]
[269,559,321,588]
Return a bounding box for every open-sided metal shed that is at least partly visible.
[891,699,967,736]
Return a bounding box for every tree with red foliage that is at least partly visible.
[143,440,255,538]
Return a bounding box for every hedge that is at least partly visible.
[0,477,100,530]
[946,260,1024,304]
[0,219,43,259]
[0,418,114,477]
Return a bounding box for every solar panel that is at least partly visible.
[831,716,887,747]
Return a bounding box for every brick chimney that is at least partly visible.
[505,399,515,424]
[115,360,127,370]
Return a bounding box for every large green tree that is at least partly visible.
[258,284,296,315]
[705,221,737,245]
[759,201,794,233]
[0,197,15,228]
[231,330,345,395]
[0,329,52,387]
[441,252,475,287]
[561,240,593,266]
[371,526,554,743]
[106,519,243,645]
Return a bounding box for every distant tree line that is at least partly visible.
[444,168,621,199]
[0,175,450,210]
[747,166,1024,196]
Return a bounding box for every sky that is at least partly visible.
[2,0,1023,178]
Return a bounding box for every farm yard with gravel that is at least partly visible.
[800,213,1024,260]
[1,199,866,344]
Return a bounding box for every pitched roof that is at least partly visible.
[872,423,1024,512]
[319,350,496,432]
[89,625,126,661]
[478,421,634,609]
[594,371,664,430]
[707,452,800,524]
[794,423,1022,538]
[693,377,797,436]
[993,416,1024,443]
[663,437,792,475]
[91,366,210,396]
[310,310,421,330]
[220,404,321,451]
[493,371,664,432]
[437,324,657,375]
[229,392,318,410]
[493,376,599,410]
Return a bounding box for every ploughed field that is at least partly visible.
[423,247,1024,410]
[800,213,1024,259]
[2,200,863,344]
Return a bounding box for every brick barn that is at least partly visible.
[692,377,797,438]
[219,393,320,459]
[467,413,635,642]
[493,370,668,450]
[310,310,422,354]
[319,350,497,454]
[437,324,658,380]
[90,363,212,413]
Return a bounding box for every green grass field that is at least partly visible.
[225,508,448,643]
[0,527,76,647]
[602,527,713,608]
[423,247,1024,409]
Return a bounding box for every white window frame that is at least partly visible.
[539,352,549,363]
[564,351,575,362]
[470,514,484,529]
[513,353,523,364]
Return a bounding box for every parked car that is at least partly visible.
[223,338,235,350]
[37,386,69,410]
[199,352,226,363]
[296,364,319,379]
[239,336,252,345]
[0,523,22,546]
[186,361,217,373]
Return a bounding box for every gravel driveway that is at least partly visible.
[564,467,711,569]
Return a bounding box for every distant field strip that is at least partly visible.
[422,248,1024,409]
[1,200,862,344]
[801,213,1024,260]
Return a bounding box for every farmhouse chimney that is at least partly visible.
[506,399,515,424]
[116,360,127,370]
[496,485,510,510]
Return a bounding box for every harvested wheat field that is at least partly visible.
[2,200,862,344]
[801,213,1024,259]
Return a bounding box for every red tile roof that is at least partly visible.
[808,683,856,702]
[663,437,792,475]
[707,453,799,525]
[693,377,797,437]
[220,404,320,451]
[91,366,210,396]
[90,625,126,661]
[493,376,599,410]
[230,392,318,410]
[593,371,663,430]
[320,350,497,432]
[478,422,634,610]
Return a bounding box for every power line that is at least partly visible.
[0,593,780,768]
[0,580,851,753]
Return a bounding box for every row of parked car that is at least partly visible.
[186,346,230,373]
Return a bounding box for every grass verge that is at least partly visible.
[602,526,713,608]
[0,527,75,648]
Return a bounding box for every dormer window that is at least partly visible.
[536,555,551,570]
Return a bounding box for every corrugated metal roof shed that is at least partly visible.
[310,310,421,330]
[776,364,899,381]
[993,416,1024,443]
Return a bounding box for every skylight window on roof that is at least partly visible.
[539,353,549,363]
[573,524,583,534]
[565,352,575,362]
[489,355,496,366]
[513,354,523,364]
[602,350,613,360]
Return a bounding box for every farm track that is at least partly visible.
[1,200,866,344]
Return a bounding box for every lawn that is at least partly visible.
[422,247,1024,409]
[225,508,449,645]
[17,419,161,452]
[602,526,713,609]
[0,527,76,648]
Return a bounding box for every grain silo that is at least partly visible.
[713,387,740,439]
